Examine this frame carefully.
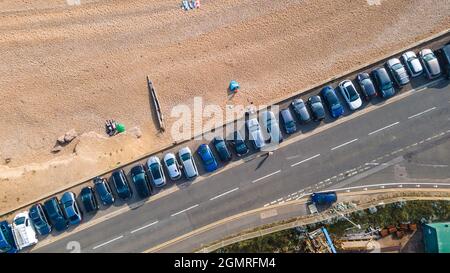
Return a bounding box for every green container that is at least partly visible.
[116,123,126,133]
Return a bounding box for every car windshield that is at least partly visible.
[133,173,145,183]
[423,53,435,62]
[69,215,78,221]
[216,141,225,150]
[14,217,26,225]
[150,163,161,179]
[327,92,338,105]
[392,63,403,70]
[382,81,393,90]
[346,85,359,101]
[63,200,72,208]
[180,153,190,161]
[166,158,175,166]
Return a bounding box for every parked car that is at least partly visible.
[439,44,450,79]
[213,136,232,162]
[43,197,68,232]
[29,203,52,236]
[386,58,410,87]
[163,153,182,180]
[356,73,377,100]
[401,51,423,77]
[130,164,152,198]
[419,49,441,79]
[111,169,133,200]
[179,147,199,179]
[228,131,249,157]
[291,98,311,123]
[80,186,99,213]
[11,212,38,250]
[307,95,325,121]
[320,86,344,118]
[280,108,297,134]
[146,156,166,187]
[246,117,266,150]
[338,80,362,110]
[0,221,18,253]
[93,176,115,206]
[61,192,82,226]
[261,110,283,143]
[197,144,218,172]
[372,67,395,99]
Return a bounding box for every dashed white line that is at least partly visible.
[408,107,436,119]
[252,170,281,183]
[170,204,199,217]
[331,139,359,151]
[209,187,239,201]
[368,122,400,135]
[291,154,321,167]
[92,235,124,250]
[130,221,159,234]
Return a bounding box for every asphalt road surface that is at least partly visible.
[32,76,450,253]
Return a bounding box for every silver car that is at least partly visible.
[386,58,410,86]
[163,153,182,181]
[146,156,166,187]
[178,147,198,179]
[419,49,441,79]
[401,51,423,77]
[261,110,283,144]
[246,117,266,150]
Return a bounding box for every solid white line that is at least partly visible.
[329,182,450,192]
[170,204,199,217]
[368,122,400,135]
[209,187,239,201]
[330,139,358,151]
[408,107,436,119]
[291,154,321,167]
[92,235,124,250]
[252,170,281,183]
[130,221,159,234]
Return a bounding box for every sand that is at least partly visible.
[0,0,449,212]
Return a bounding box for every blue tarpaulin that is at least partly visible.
[229,80,240,92]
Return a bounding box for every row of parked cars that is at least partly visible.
[1,45,449,253]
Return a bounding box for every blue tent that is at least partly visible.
[229,80,240,92]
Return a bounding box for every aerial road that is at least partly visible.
[33,78,450,253]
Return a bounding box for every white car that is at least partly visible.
[419,49,442,79]
[11,212,38,250]
[401,51,423,77]
[261,110,283,144]
[246,118,266,150]
[338,80,362,110]
[163,153,182,180]
[178,147,198,179]
[146,156,166,187]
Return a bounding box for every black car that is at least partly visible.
[213,136,232,162]
[439,44,450,79]
[80,186,99,213]
[93,176,115,206]
[111,169,133,200]
[130,164,152,199]
[307,95,325,121]
[228,131,249,157]
[29,203,52,236]
[43,197,68,232]
[356,73,377,100]
[371,68,395,99]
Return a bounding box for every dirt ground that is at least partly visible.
[0,0,449,212]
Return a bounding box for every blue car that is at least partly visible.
[93,177,115,206]
[44,197,69,232]
[61,192,83,226]
[29,203,52,236]
[320,86,344,118]
[0,221,18,253]
[197,144,218,172]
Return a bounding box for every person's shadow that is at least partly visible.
[255,153,270,170]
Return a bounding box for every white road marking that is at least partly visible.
[252,170,281,183]
[92,235,124,250]
[408,107,436,119]
[291,154,321,167]
[368,122,400,135]
[331,139,359,151]
[130,221,159,234]
[209,187,239,201]
[170,204,199,217]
